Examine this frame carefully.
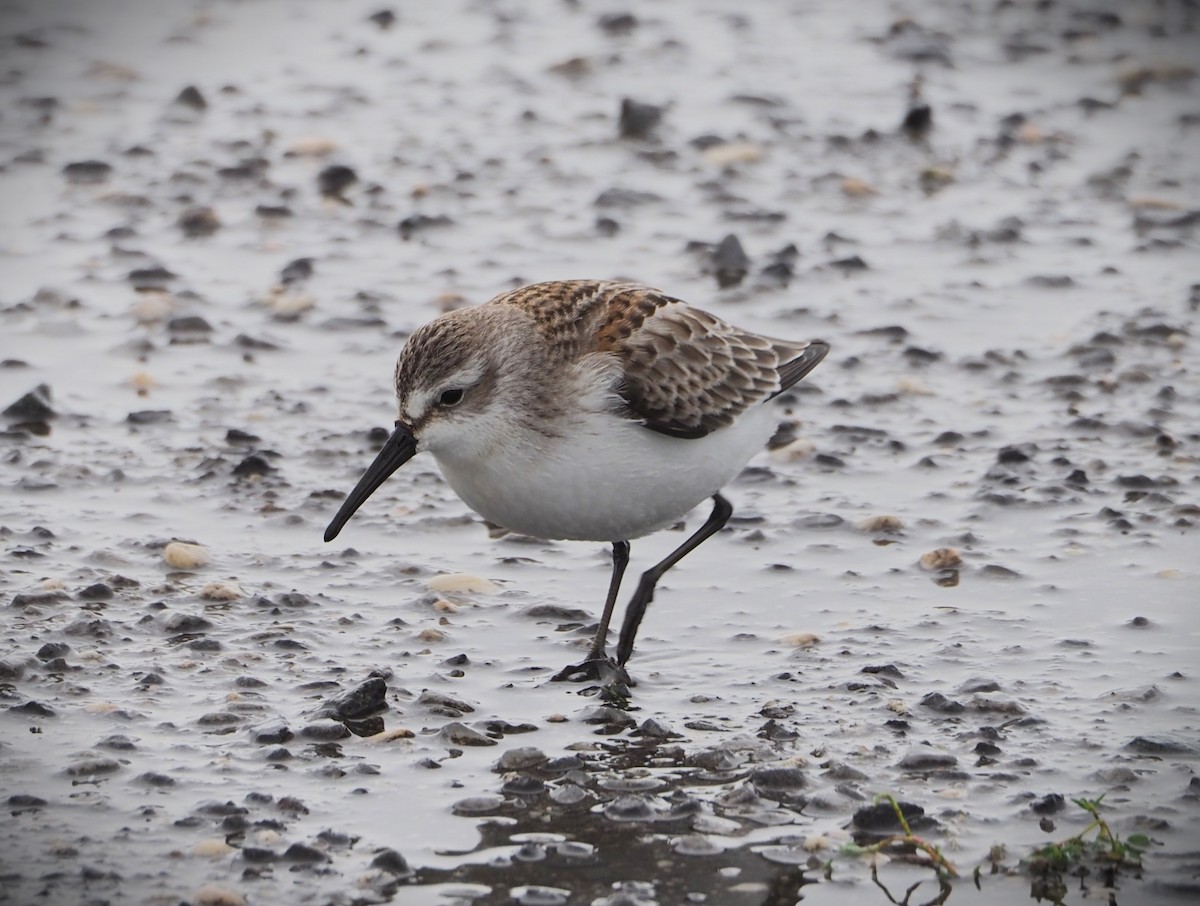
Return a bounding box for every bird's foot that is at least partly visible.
[550,655,635,690]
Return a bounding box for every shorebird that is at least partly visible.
[324,280,828,687]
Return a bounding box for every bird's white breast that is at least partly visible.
[432,403,779,542]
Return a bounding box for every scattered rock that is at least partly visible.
[163,541,208,570]
[173,85,207,110]
[426,573,499,594]
[63,160,112,184]
[178,206,220,237]
[317,164,357,197]
[618,97,664,139]
[3,384,55,422]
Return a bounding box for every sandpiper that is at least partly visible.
[324,280,828,686]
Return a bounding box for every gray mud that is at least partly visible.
[1,1,1198,904]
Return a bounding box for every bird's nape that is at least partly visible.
[324,422,418,542]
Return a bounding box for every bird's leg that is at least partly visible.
[616,493,732,666]
[551,540,631,684]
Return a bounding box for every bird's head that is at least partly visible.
[323,306,535,542]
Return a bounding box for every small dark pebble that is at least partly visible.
[397,213,453,238]
[63,160,113,184]
[979,564,1021,580]
[128,265,177,288]
[594,187,663,208]
[95,739,136,753]
[830,254,868,271]
[1032,792,1066,815]
[862,664,904,679]
[77,582,114,601]
[920,692,965,713]
[750,767,808,793]
[502,775,546,796]
[280,257,314,284]
[242,846,277,863]
[898,750,959,770]
[344,716,385,737]
[712,233,749,288]
[283,842,328,863]
[4,384,56,422]
[36,642,70,661]
[519,603,591,621]
[136,771,176,787]
[278,796,310,815]
[853,801,935,833]
[902,103,933,138]
[249,719,294,745]
[320,677,388,721]
[1026,274,1075,288]
[299,720,351,741]
[371,848,413,876]
[438,722,496,746]
[959,678,1001,694]
[9,700,55,717]
[173,85,207,110]
[164,613,212,633]
[126,410,174,425]
[232,454,274,478]
[169,314,214,335]
[1125,735,1198,756]
[226,428,261,445]
[317,164,357,197]
[177,206,220,237]
[7,794,47,808]
[597,12,638,35]
[618,97,664,139]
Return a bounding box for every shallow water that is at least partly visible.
[1,0,1198,904]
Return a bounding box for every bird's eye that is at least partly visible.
[438,388,465,407]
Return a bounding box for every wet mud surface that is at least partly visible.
[1,1,1198,904]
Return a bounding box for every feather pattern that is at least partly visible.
[490,280,828,438]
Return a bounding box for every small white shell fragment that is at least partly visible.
[802,835,829,852]
[897,376,932,395]
[193,838,234,858]
[85,701,119,713]
[417,628,446,643]
[433,598,460,614]
[855,514,904,533]
[367,727,416,743]
[771,438,815,462]
[265,290,315,318]
[200,581,243,601]
[887,699,910,715]
[132,291,173,324]
[164,541,208,570]
[702,141,763,167]
[920,548,962,570]
[426,573,498,594]
[841,176,878,197]
[40,578,66,591]
[129,371,157,394]
[286,136,339,157]
[781,632,820,648]
[193,885,246,906]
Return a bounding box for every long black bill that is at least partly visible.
[323,423,418,542]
